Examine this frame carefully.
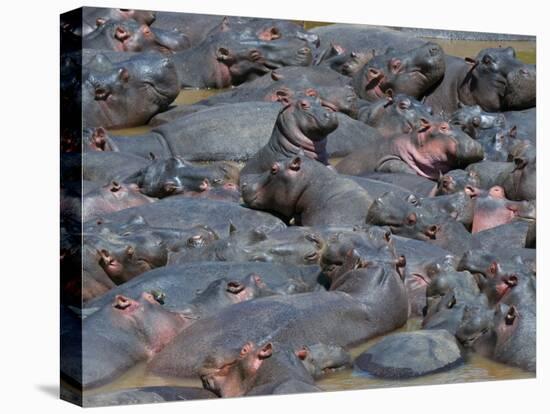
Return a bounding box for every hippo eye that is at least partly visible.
[390,59,401,72]
[482,55,493,65]
[398,99,410,110]
[407,194,419,205]
[447,295,457,309]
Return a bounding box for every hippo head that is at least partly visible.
[241,157,307,220]
[449,104,506,138]
[83,54,179,128]
[82,127,113,151]
[255,20,320,48]
[295,344,351,378]
[455,304,494,349]
[199,341,273,397]
[103,20,170,53]
[353,42,445,101]
[96,180,153,208]
[463,47,536,111]
[340,51,375,77]
[114,8,156,26]
[276,94,339,158]
[256,37,313,68]
[436,169,481,195]
[391,120,484,179]
[96,240,160,284]
[111,292,191,356]
[361,94,434,137]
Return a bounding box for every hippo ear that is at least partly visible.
[163,181,178,194]
[295,346,309,360]
[118,67,130,83]
[228,221,238,235]
[220,16,230,32]
[505,306,518,325]
[384,88,394,99]
[274,88,292,106]
[289,157,302,171]
[249,228,268,242]
[509,125,518,138]
[240,341,254,357]
[148,152,156,160]
[199,178,210,192]
[258,343,273,359]
[447,294,457,309]
[95,17,107,27]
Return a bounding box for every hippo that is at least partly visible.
[169,226,325,267]
[82,386,217,407]
[240,94,339,176]
[124,157,239,198]
[358,94,435,138]
[241,156,373,226]
[149,262,407,379]
[355,330,463,378]
[199,341,320,397]
[84,262,322,313]
[424,47,536,116]
[435,169,481,195]
[171,31,312,88]
[311,25,427,56]
[502,141,536,201]
[449,104,507,139]
[83,151,151,183]
[316,48,374,78]
[82,7,157,36]
[297,343,352,378]
[84,197,286,238]
[83,19,188,53]
[492,304,536,372]
[106,100,378,162]
[352,42,445,101]
[82,181,154,221]
[82,53,179,128]
[471,186,535,233]
[465,161,515,190]
[335,120,483,179]
[61,292,193,389]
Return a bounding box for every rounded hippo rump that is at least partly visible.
[355,329,463,378]
[82,53,179,129]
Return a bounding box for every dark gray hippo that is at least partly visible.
[240,93,339,176]
[85,262,322,313]
[199,341,320,397]
[168,226,325,267]
[83,151,151,183]
[83,387,217,407]
[62,292,192,389]
[83,197,286,238]
[105,101,380,162]
[311,25,427,56]
[241,156,373,226]
[352,42,445,101]
[424,47,536,116]
[82,7,157,36]
[355,329,463,378]
[171,31,312,88]
[336,120,483,179]
[82,53,179,128]
[83,19,189,53]
[148,262,408,379]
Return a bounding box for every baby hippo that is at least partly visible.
[241,156,372,226]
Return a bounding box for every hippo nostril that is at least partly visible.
[429,46,440,56]
[94,87,109,100]
[519,68,529,76]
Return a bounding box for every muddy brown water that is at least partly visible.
[94,29,535,398]
[82,317,533,399]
